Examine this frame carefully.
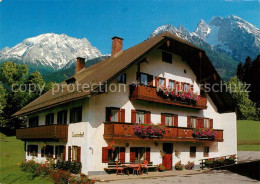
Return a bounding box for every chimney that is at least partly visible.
[75,57,85,73]
[111,36,123,56]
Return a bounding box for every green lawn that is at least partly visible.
[0,135,53,184]
[237,120,260,151]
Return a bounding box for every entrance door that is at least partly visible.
[162,143,173,170]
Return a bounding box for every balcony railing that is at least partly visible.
[129,85,207,110]
[16,124,68,142]
[104,122,223,142]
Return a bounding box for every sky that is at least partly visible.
[0,0,259,54]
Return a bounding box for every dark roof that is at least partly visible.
[13,32,235,116]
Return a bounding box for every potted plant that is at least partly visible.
[215,157,225,167]
[175,161,184,171]
[205,158,214,168]
[226,155,236,165]
[133,124,166,138]
[158,164,165,172]
[185,161,195,170]
[192,127,218,140]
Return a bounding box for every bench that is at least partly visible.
[104,162,158,172]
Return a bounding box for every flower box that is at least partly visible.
[133,124,166,138]
[192,128,217,140]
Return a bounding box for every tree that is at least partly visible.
[242,56,252,85]
[0,84,6,111]
[226,76,257,120]
[236,62,244,81]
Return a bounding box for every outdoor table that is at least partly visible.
[121,164,145,175]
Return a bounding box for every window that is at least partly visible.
[29,116,39,127]
[136,111,145,124]
[108,147,119,162]
[190,146,196,158]
[190,117,197,128]
[27,145,38,156]
[106,107,125,122]
[72,146,78,161]
[131,147,145,162]
[70,107,82,123]
[41,145,54,158]
[184,83,190,91]
[204,146,209,157]
[117,73,126,84]
[140,73,148,85]
[45,113,54,125]
[159,78,165,87]
[162,51,172,64]
[137,72,153,86]
[111,108,119,122]
[204,119,210,128]
[57,110,67,124]
[165,114,173,126]
[55,146,65,160]
[169,80,175,89]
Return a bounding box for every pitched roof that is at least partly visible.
[13,32,234,116]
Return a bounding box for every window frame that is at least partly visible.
[190,146,196,158]
[28,145,38,157]
[57,110,67,125]
[204,146,209,157]
[137,72,153,86]
[117,73,126,84]
[70,107,82,123]
[72,146,78,162]
[190,117,197,128]
[204,118,210,128]
[28,116,39,127]
[168,79,175,90]
[45,113,54,125]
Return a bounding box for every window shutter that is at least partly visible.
[174,115,178,127]
[187,116,191,128]
[130,148,135,162]
[118,109,121,122]
[155,76,160,87]
[120,109,125,123]
[131,110,136,124]
[55,146,58,159]
[161,114,165,125]
[190,84,194,91]
[68,146,71,161]
[210,119,213,128]
[77,147,81,162]
[148,75,154,86]
[63,146,66,160]
[119,147,125,163]
[146,147,150,162]
[106,107,111,122]
[198,118,204,128]
[176,82,180,91]
[145,112,151,124]
[102,147,108,163]
[41,147,44,157]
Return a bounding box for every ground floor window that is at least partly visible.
[204,146,209,157]
[69,146,81,162]
[55,145,65,160]
[102,147,125,163]
[130,147,150,162]
[190,146,196,158]
[108,147,119,162]
[72,146,78,161]
[27,145,38,156]
[41,145,54,158]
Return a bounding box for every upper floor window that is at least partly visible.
[204,119,210,128]
[184,83,190,91]
[70,107,82,123]
[57,110,67,125]
[117,73,126,84]
[162,51,172,64]
[106,107,125,122]
[29,116,39,127]
[159,78,165,87]
[190,117,197,128]
[45,113,54,125]
[136,111,145,124]
[169,80,175,89]
[155,77,166,87]
[137,72,153,86]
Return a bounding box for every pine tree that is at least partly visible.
[236,62,244,81]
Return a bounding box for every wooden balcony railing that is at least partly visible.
[129,85,207,110]
[104,122,223,142]
[16,124,68,142]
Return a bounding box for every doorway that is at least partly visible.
[162,143,173,170]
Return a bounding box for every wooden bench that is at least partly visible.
[104,162,157,172]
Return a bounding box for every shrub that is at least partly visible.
[157,164,165,172]
[228,155,236,161]
[34,163,52,177]
[205,158,213,167]
[50,169,71,184]
[184,161,195,170]
[69,174,94,184]
[175,161,184,170]
[20,160,40,173]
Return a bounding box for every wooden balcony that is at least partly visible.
[129,85,207,110]
[16,124,68,142]
[104,122,223,142]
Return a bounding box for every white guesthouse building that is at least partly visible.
[15,32,237,175]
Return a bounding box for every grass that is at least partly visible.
[0,136,53,184]
[237,120,260,151]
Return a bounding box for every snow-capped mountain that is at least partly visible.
[150,15,260,62]
[0,33,102,70]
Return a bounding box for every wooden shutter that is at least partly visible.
[120,109,125,123]
[106,107,111,122]
[77,147,81,162]
[119,147,125,163]
[131,110,136,124]
[55,146,58,159]
[148,74,154,86]
[198,118,204,128]
[102,147,108,163]
[210,119,213,128]
[63,146,66,160]
[68,146,71,161]
[145,111,151,124]
[146,147,150,162]
[155,76,160,87]
[187,116,191,128]
[190,84,194,91]
[176,82,180,91]
[161,114,165,125]
[130,148,135,162]
[174,115,178,127]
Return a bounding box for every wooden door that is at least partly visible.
[162,143,173,170]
